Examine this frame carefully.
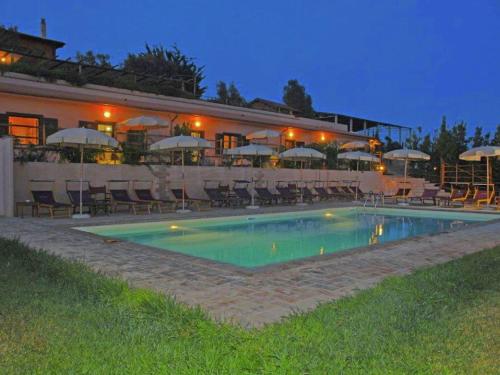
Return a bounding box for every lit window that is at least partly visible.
[97,123,114,137]
[8,116,39,145]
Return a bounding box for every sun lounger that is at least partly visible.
[384,188,411,203]
[254,187,279,205]
[232,187,253,206]
[328,186,351,200]
[204,187,232,207]
[67,189,109,215]
[109,189,151,214]
[463,187,495,207]
[32,190,72,218]
[134,189,175,213]
[301,186,317,203]
[171,189,210,211]
[409,189,439,205]
[276,186,297,204]
[315,187,335,200]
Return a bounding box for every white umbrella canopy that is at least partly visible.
[246,129,281,140]
[149,135,212,212]
[338,151,379,201]
[224,144,274,156]
[279,147,326,161]
[459,146,500,161]
[337,151,379,163]
[149,135,211,152]
[340,140,369,150]
[460,146,500,208]
[119,115,168,129]
[46,128,119,218]
[384,149,431,161]
[46,127,119,149]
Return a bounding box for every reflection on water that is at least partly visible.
[109,210,476,268]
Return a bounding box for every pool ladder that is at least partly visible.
[363,192,384,209]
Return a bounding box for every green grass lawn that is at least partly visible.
[0,238,499,374]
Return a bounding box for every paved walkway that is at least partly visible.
[1,203,499,327]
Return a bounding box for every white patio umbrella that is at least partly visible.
[340,140,369,150]
[459,146,500,208]
[246,129,281,140]
[46,128,119,219]
[338,151,379,200]
[384,149,430,199]
[224,144,274,209]
[119,116,169,148]
[149,135,211,213]
[119,115,168,129]
[279,147,326,205]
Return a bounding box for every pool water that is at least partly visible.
[77,208,495,268]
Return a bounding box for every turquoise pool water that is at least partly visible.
[77,208,495,268]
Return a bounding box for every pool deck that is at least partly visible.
[1,202,499,327]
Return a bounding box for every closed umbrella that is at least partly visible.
[279,147,326,205]
[459,146,500,208]
[224,144,274,209]
[46,128,119,219]
[384,149,430,200]
[149,135,211,213]
[119,115,168,129]
[338,151,379,200]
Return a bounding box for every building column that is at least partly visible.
[349,118,353,132]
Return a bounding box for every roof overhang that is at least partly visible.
[0,73,372,139]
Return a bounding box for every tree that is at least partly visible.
[75,51,112,68]
[283,79,314,116]
[216,81,246,106]
[492,125,500,146]
[470,126,487,147]
[124,44,205,97]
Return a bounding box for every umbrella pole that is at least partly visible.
[182,150,185,211]
[79,144,84,216]
[487,157,490,208]
[404,158,408,202]
[355,159,359,201]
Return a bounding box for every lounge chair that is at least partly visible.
[301,186,317,203]
[276,186,297,204]
[32,190,72,218]
[204,187,232,207]
[384,188,411,203]
[328,185,351,200]
[409,189,439,206]
[171,188,210,211]
[109,189,152,214]
[463,187,495,207]
[134,189,176,213]
[315,186,335,200]
[254,187,279,205]
[67,189,109,215]
[232,187,253,206]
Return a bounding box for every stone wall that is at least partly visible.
[0,137,14,216]
[13,161,426,204]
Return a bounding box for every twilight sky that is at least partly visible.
[2,0,499,134]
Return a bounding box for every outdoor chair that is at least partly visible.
[232,187,252,206]
[254,187,279,205]
[204,187,232,207]
[67,189,109,215]
[134,188,176,213]
[109,189,152,214]
[301,186,317,203]
[384,188,411,203]
[409,189,439,206]
[276,186,297,204]
[32,190,72,218]
[463,187,495,207]
[171,188,210,211]
[328,185,351,200]
[314,186,335,201]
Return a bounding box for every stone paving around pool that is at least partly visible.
[1,202,499,327]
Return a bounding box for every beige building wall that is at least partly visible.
[0,137,14,216]
[13,162,425,205]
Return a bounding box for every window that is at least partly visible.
[8,116,39,145]
[97,123,114,137]
[215,132,244,155]
[285,140,304,149]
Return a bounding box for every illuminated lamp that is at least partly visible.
[194,120,202,128]
[288,130,294,138]
[103,110,111,119]
[320,134,326,142]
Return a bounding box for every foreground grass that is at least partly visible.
[0,239,499,374]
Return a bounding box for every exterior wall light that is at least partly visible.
[194,120,202,128]
[103,110,111,119]
[288,130,294,138]
[321,134,326,142]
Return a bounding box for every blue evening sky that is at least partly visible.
[2,0,499,134]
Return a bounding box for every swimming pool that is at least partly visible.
[77,208,496,268]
